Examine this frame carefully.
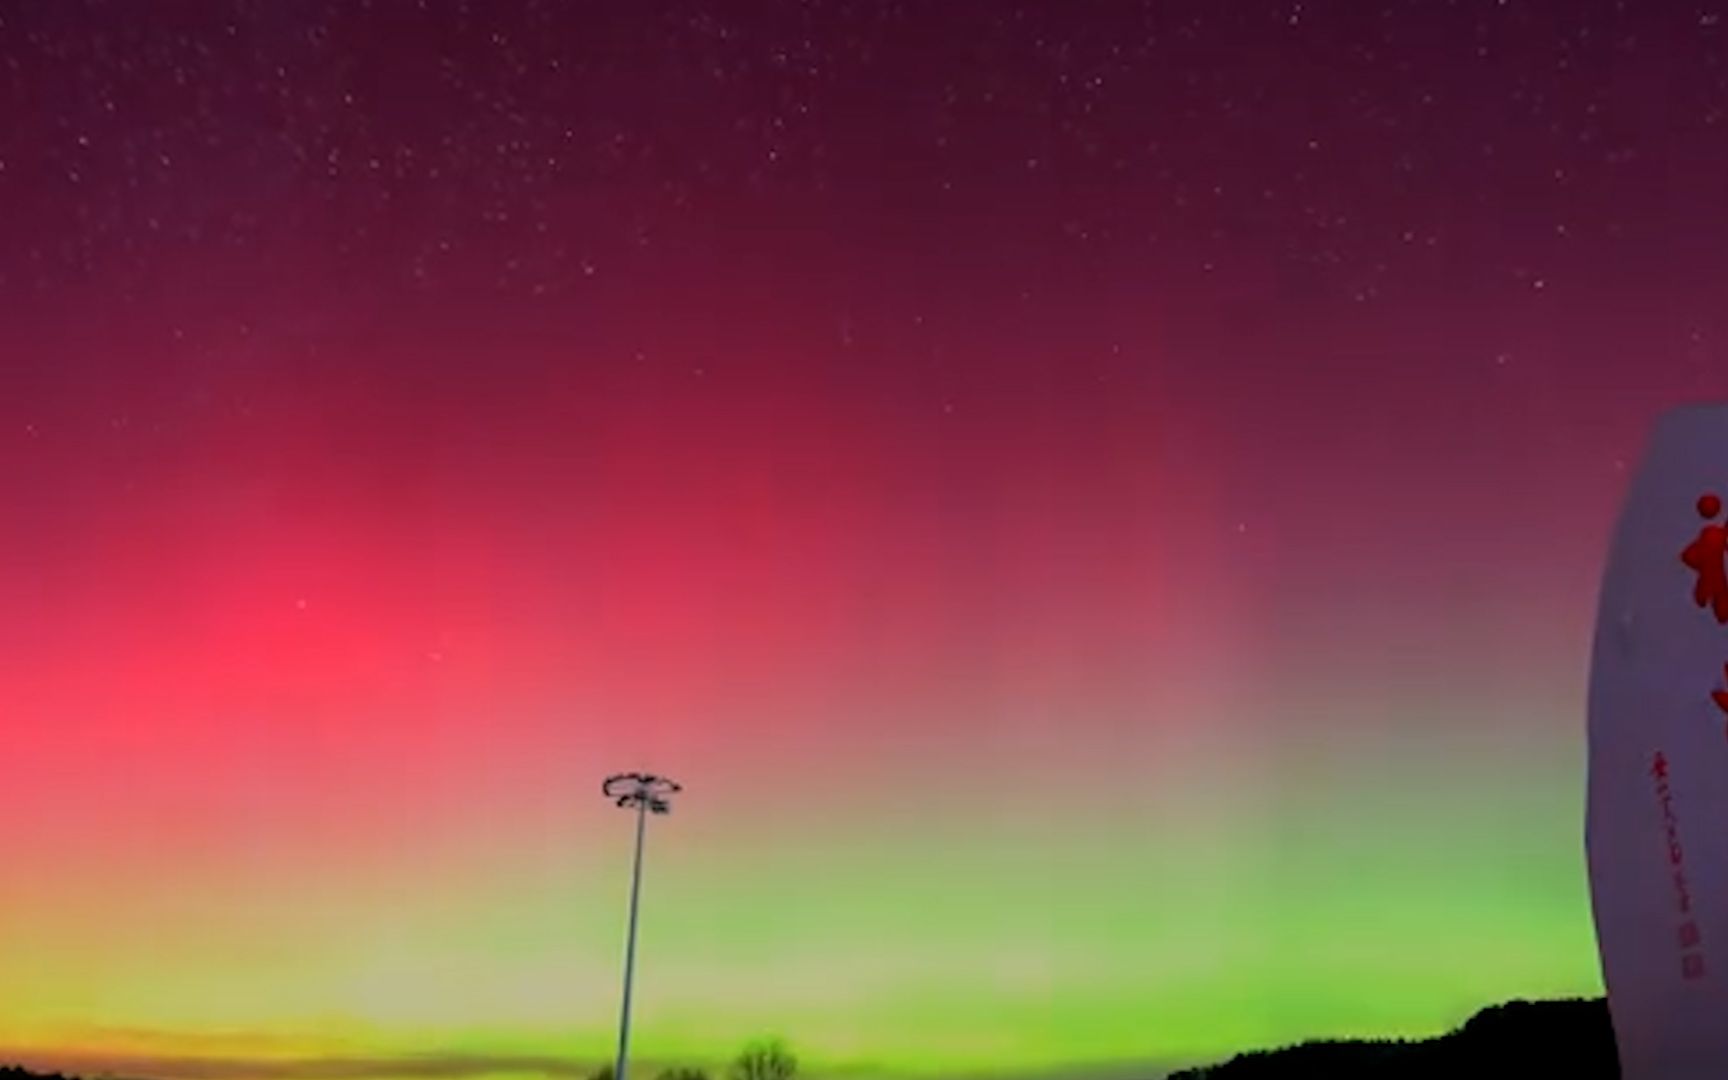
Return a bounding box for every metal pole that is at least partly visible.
[614,792,649,1080]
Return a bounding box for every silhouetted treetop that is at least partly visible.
[728,1038,797,1080]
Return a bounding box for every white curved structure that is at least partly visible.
[1589,404,1728,1077]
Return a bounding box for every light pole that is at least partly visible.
[602,771,682,1080]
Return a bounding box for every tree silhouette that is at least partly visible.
[586,1066,615,1080]
[728,1038,797,1080]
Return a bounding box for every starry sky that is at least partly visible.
[2,1,1726,1078]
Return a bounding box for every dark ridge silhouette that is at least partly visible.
[1168,998,1617,1078]
[1,1068,109,1080]
[3,1068,82,1080]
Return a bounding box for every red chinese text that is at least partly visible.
[1653,750,1707,981]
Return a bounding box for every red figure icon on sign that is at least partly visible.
[1682,492,1728,623]
[1712,662,1728,720]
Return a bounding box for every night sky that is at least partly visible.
[2,1,1725,1078]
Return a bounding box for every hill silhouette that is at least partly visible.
[1168,998,1617,1078]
